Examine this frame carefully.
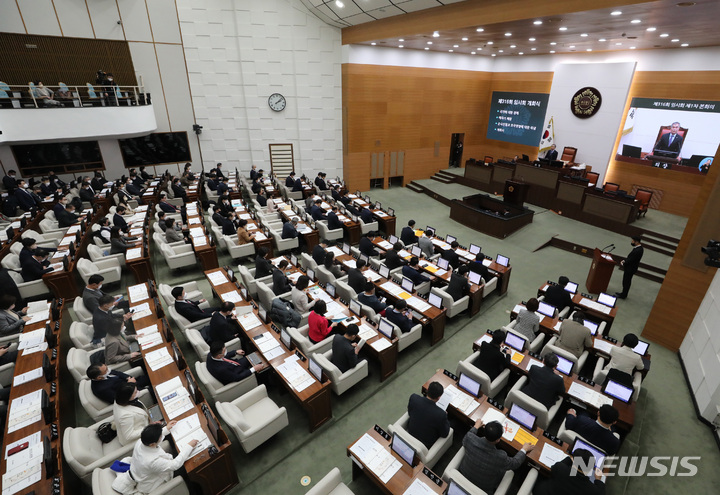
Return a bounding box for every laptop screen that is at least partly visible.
[379,264,390,279]
[428,292,442,309]
[496,254,509,267]
[378,318,394,339]
[565,281,578,294]
[308,358,323,382]
[411,246,422,257]
[583,320,599,336]
[446,234,457,245]
[391,434,416,466]
[388,208,395,217]
[457,373,481,398]
[537,301,556,318]
[326,282,336,298]
[603,380,633,403]
[468,271,482,285]
[505,332,525,352]
[597,292,617,308]
[342,242,351,254]
[632,340,650,356]
[447,480,471,495]
[508,403,537,431]
[437,257,450,270]
[555,355,574,375]
[307,268,315,282]
[349,299,361,316]
[401,277,414,293]
[426,226,435,236]
[280,328,292,349]
[572,438,607,469]
[374,202,381,210]
[388,235,399,245]
[469,244,481,255]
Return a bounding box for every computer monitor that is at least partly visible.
[632,340,650,356]
[469,244,481,255]
[388,234,399,245]
[457,373,481,398]
[4,226,13,241]
[379,264,390,279]
[349,299,361,316]
[426,226,436,236]
[447,480,472,495]
[342,242,351,255]
[171,341,186,370]
[411,246,422,257]
[378,318,395,339]
[290,253,298,267]
[437,257,450,270]
[364,195,371,203]
[184,369,199,403]
[401,277,414,293]
[359,254,369,264]
[572,438,607,469]
[508,403,537,431]
[583,320,599,336]
[603,380,634,403]
[326,282,336,298]
[447,235,458,246]
[468,271,482,285]
[622,144,642,158]
[537,301,557,318]
[280,328,292,349]
[504,332,525,352]
[374,202,381,210]
[258,305,268,323]
[388,207,395,217]
[307,268,315,282]
[564,281,578,294]
[597,292,617,308]
[43,435,56,479]
[202,404,220,445]
[308,357,324,382]
[496,254,509,267]
[428,292,443,309]
[391,434,416,467]
[240,287,248,301]
[555,355,574,375]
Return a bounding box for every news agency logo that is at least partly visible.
[571,456,701,477]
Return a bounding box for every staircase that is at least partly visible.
[430,170,457,184]
[406,181,424,193]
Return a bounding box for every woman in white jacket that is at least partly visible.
[113,383,172,446]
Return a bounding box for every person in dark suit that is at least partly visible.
[327,206,343,230]
[47,171,65,190]
[206,341,261,385]
[285,172,296,188]
[386,299,414,334]
[214,163,225,179]
[331,185,342,202]
[384,242,407,270]
[206,173,218,192]
[40,177,55,197]
[310,200,327,221]
[406,382,451,449]
[158,194,178,213]
[14,181,35,211]
[331,324,361,373]
[125,177,142,197]
[249,165,258,181]
[314,173,327,190]
[564,405,621,455]
[91,172,106,191]
[52,197,67,218]
[272,260,292,295]
[468,252,491,281]
[282,218,299,239]
[347,259,367,294]
[545,275,573,310]
[616,236,644,299]
[402,257,430,286]
[172,287,214,322]
[654,121,683,156]
[19,238,56,267]
[312,244,326,267]
[57,204,81,227]
[87,363,150,404]
[2,170,18,193]
[139,166,152,181]
[114,205,130,232]
[251,178,262,194]
[171,179,187,202]
[400,220,418,246]
[256,188,268,207]
[360,207,373,224]
[92,295,133,343]
[446,265,470,302]
[533,449,606,495]
[473,329,511,381]
[217,177,231,196]
[292,177,304,192]
[83,275,128,315]
[339,190,351,206]
[441,241,461,269]
[521,353,565,409]
[79,183,96,203]
[544,144,558,161]
[359,233,379,257]
[209,303,240,343]
[219,212,237,236]
[253,247,273,279]
[21,249,54,282]
[359,282,386,315]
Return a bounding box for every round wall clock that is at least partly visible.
[570,87,602,118]
[268,93,286,112]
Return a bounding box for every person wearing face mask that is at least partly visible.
[112,382,171,447]
[2,170,18,193]
[87,363,151,404]
[19,237,56,266]
[82,274,129,315]
[104,72,119,105]
[615,236,644,299]
[53,196,68,218]
[40,177,55,197]
[14,180,35,211]
[30,81,62,106]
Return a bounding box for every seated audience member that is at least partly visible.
[360,206,373,224]
[602,333,645,386]
[359,282,386,315]
[251,177,262,194]
[125,177,143,197]
[254,247,274,278]
[158,194,178,213]
[0,343,18,369]
[384,242,407,270]
[104,319,141,365]
[128,423,197,494]
[327,206,343,230]
[564,405,621,455]
[315,172,328,190]
[211,205,226,227]
[521,353,565,409]
[93,294,133,343]
[206,341,261,385]
[468,252,491,281]
[386,299,413,334]
[0,295,30,336]
[155,212,168,232]
[402,256,431,286]
[217,177,231,196]
[446,265,471,302]
[339,189,351,206]
[459,420,533,494]
[310,199,327,221]
[285,171,296,188]
[48,171,65,189]
[31,81,62,106]
[556,310,593,359]
[308,300,338,344]
[87,363,150,404]
[21,248,54,282]
[359,232,379,257]
[209,302,240,343]
[417,230,435,259]
[206,173,218,191]
[282,217,299,239]
[544,275,573,311]
[3,170,18,193]
[473,329,511,380]
[40,177,55,197]
[214,163,226,179]
[256,188,268,207]
[171,178,187,202]
[323,252,344,279]
[400,220,418,246]
[110,227,137,255]
[139,166,152,181]
[96,217,112,243]
[91,172,106,191]
[57,204,81,227]
[164,219,185,244]
[292,176,304,192]
[114,205,130,232]
[441,240,461,269]
[406,381,451,449]
[19,237,56,266]
[236,219,254,245]
[52,196,68,218]
[331,185,342,202]
[272,260,292,295]
[347,259,367,294]
[79,183,97,203]
[172,287,214,322]
[291,275,316,314]
[533,449,606,495]
[512,297,541,342]
[312,244,326,267]
[83,274,128,314]
[331,324,362,373]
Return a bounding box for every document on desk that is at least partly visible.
[377,240,393,250]
[27,301,50,314]
[254,232,267,241]
[7,390,43,433]
[207,271,228,286]
[514,428,538,446]
[136,324,159,338]
[170,413,211,458]
[328,246,344,257]
[12,367,43,387]
[276,357,315,392]
[145,347,174,371]
[192,236,208,247]
[220,291,243,303]
[157,377,194,419]
[380,281,401,296]
[358,324,377,341]
[403,478,437,495]
[189,227,205,237]
[525,358,543,371]
[398,249,412,258]
[343,259,357,269]
[126,247,142,260]
[138,332,163,350]
[129,228,143,236]
[298,226,312,234]
[407,296,431,313]
[512,304,524,314]
[253,332,280,354]
[238,312,263,331]
[128,284,149,303]
[131,302,152,320]
[21,342,48,356]
[308,286,333,303]
[539,443,568,468]
[325,301,346,320]
[477,333,493,346]
[593,338,614,354]
[288,272,303,283]
[510,351,524,365]
[568,382,613,408]
[2,463,42,495]
[271,256,286,266]
[26,309,50,326]
[369,338,392,352]
[364,270,382,282]
[17,329,45,350]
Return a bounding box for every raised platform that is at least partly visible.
[450,193,534,239]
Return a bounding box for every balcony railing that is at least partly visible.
[0,83,151,109]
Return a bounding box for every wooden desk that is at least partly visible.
[535,283,617,331]
[349,196,396,236]
[185,204,219,271]
[450,194,534,239]
[276,201,320,253]
[125,206,155,284]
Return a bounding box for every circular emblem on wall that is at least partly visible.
[570,87,602,118]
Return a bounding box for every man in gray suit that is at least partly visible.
[418,231,435,259]
[459,420,534,493]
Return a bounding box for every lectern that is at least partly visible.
[503,180,529,207]
[586,248,615,294]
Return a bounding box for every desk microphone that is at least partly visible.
[601,243,614,252]
[607,245,616,254]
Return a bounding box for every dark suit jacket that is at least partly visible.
[446,272,469,302]
[92,308,124,340]
[331,189,341,202]
[126,183,142,196]
[41,183,55,196]
[209,312,238,343]
[79,188,95,203]
[534,457,605,495]
[310,205,326,221]
[347,268,366,294]
[249,169,258,180]
[546,149,558,161]
[441,248,460,269]
[545,284,572,310]
[624,245,644,274]
[206,179,218,191]
[91,370,132,404]
[312,245,326,267]
[360,208,373,224]
[21,257,53,282]
[468,261,490,281]
[400,226,418,246]
[159,201,177,213]
[256,194,267,207]
[113,213,128,231]
[384,250,406,270]
[174,300,211,323]
[285,176,295,187]
[473,341,510,381]
[3,175,17,193]
[655,132,683,154]
[172,184,187,200]
[216,182,229,196]
[83,287,106,315]
[53,203,65,217]
[92,177,106,190]
[206,351,252,385]
[386,308,413,334]
[292,179,304,192]
[402,265,430,285]
[359,237,378,257]
[327,212,343,230]
[331,334,358,373]
[521,365,565,409]
[564,413,620,455]
[14,189,35,211]
[272,268,292,295]
[314,177,327,190]
[255,256,274,278]
[282,222,298,239]
[406,394,450,449]
[57,209,80,227]
[214,168,225,179]
[358,293,386,314]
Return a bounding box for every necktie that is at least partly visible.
[668,134,674,145]
[222,358,239,366]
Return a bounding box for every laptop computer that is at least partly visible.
[564,281,578,294]
[246,352,262,367]
[537,301,557,318]
[555,354,574,375]
[602,379,634,403]
[504,332,525,352]
[583,319,599,336]
[597,292,616,308]
[508,403,537,431]
[632,340,650,356]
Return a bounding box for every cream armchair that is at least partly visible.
[64,419,135,484]
[502,321,545,354]
[158,282,207,307]
[224,235,255,260]
[69,322,100,351]
[87,244,125,267]
[313,349,368,395]
[9,271,50,300]
[359,217,379,235]
[541,336,589,376]
[270,228,298,253]
[286,325,333,356]
[216,384,289,453]
[306,467,354,495]
[388,412,453,469]
[592,357,642,402]
[430,286,469,318]
[442,446,514,495]
[456,352,510,399]
[387,318,422,352]
[186,328,242,362]
[195,361,258,403]
[167,305,211,333]
[92,467,190,495]
[505,376,563,431]
[160,243,196,270]
[72,296,93,324]
[77,258,122,285]
[67,347,131,382]
[317,220,343,243]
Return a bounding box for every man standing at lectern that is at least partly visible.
[616,236,644,299]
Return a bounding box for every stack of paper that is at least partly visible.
[126,247,142,260]
[128,284,149,303]
[6,390,43,433]
[325,301,346,320]
[539,443,568,467]
[476,333,493,346]
[170,413,211,458]
[343,259,357,269]
[364,270,382,282]
[307,286,333,303]
[253,332,284,360]
[525,359,543,371]
[238,312,263,331]
[17,329,45,350]
[220,291,243,303]
[136,324,163,350]
[288,272,303,283]
[593,339,614,353]
[131,302,152,320]
[398,249,412,258]
[358,323,377,341]
[403,478,436,495]
[406,296,431,313]
[192,236,208,247]
[2,432,43,495]
[145,347,174,371]
[254,232,267,241]
[12,367,43,387]
[207,271,228,286]
[276,355,315,391]
[327,246,344,257]
[349,433,401,484]
[456,249,475,261]
[369,339,392,352]
[156,377,194,420]
[377,240,393,250]
[568,382,614,408]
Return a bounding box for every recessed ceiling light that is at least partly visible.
[529,38,536,41]
[550,42,557,45]
[550,50,556,53]
[631,19,641,24]
[660,33,669,37]
[424,47,429,50]
[630,46,636,49]
[616,42,623,45]
[569,45,575,48]
[476,28,484,32]
[471,51,476,54]
[505,32,512,36]
[398,39,404,42]
[510,45,516,48]
[611,11,622,15]
[647,27,656,31]
[453,45,459,48]
[671,38,680,42]
[681,43,689,47]
[559,27,567,31]
[433,31,439,37]
[477,48,482,51]
[371,42,376,45]
[487,41,494,45]
[586,48,592,51]
[398,45,403,48]
[448,49,453,52]
[531,47,536,51]
[427,41,432,45]
[580,33,588,37]
[461,37,468,41]
[499,50,504,53]
[599,38,606,42]
[335,0,344,7]
[533,20,543,25]
[491,54,496,57]
[518,52,524,55]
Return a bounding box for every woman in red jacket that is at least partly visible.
[308,300,338,344]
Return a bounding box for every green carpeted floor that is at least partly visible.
[70,180,718,494]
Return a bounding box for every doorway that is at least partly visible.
[449,133,465,168]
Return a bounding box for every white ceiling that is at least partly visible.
[298,0,466,28]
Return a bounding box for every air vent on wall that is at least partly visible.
[25,44,37,49]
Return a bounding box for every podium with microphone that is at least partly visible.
[586,244,616,293]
